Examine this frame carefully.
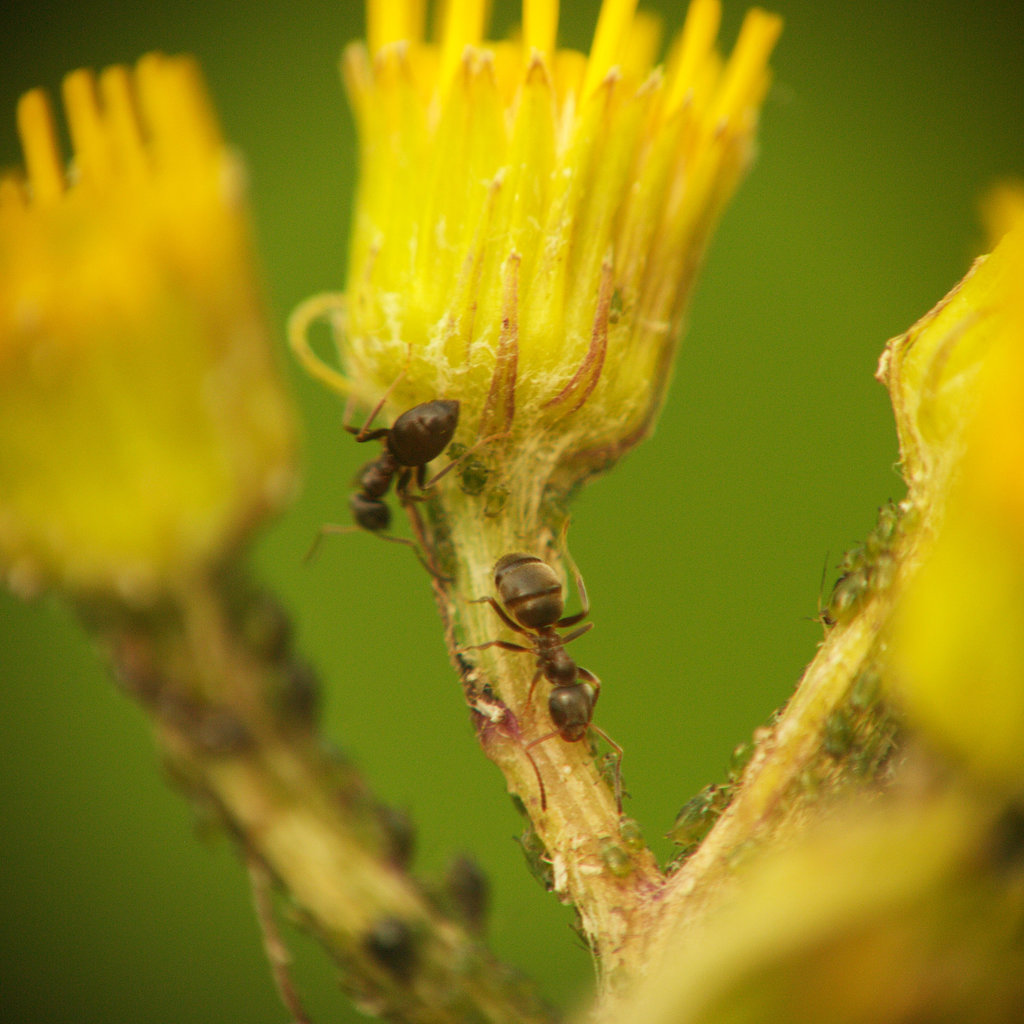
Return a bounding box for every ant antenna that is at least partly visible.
[555,518,590,620]
[346,344,414,441]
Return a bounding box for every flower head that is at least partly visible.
[295,0,780,480]
[882,218,1024,790]
[0,55,296,599]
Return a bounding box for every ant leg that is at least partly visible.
[305,523,450,582]
[461,639,533,655]
[526,729,559,750]
[521,742,548,811]
[468,595,531,636]
[395,467,424,503]
[287,292,352,398]
[524,729,560,811]
[346,424,390,443]
[246,856,312,1024]
[375,534,452,581]
[588,724,623,813]
[555,521,591,628]
[525,666,545,704]
[577,666,601,694]
[305,522,357,562]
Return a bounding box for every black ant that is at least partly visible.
[346,397,461,531]
[310,395,460,575]
[467,552,623,812]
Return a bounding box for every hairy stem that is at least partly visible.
[418,437,665,992]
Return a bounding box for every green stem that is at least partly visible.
[659,611,884,933]
[83,565,560,1024]
[419,439,665,992]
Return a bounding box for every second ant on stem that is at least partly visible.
[467,550,623,812]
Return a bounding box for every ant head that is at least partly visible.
[494,553,564,630]
[387,400,460,467]
[349,492,391,532]
[548,682,597,742]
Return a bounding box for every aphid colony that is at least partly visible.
[823,501,908,627]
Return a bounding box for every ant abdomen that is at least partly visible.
[386,400,459,468]
[494,553,564,630]
[349,492,391,533]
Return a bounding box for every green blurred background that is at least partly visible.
[2,1,1022,1020]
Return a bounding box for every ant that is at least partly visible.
[467,552,623,812]
[310,394,460,576]
[346,397,461,532]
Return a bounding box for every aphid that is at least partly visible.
[822,707,856,758]
[515,825,554,891]
[445,442,490,496]
[617,816,645,852]
[599,839,633,878]
[363,916,417,981]
[667,784,729,850]
[444,854,490,933]
[468,552,623,811]
[821,501,905,627]
[483,485,509,517]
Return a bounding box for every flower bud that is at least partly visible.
[0,55,297,599]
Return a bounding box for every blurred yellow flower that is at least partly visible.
[979,179,1024,249]
[0,54,296,599]
[882,219,1024,791]
[294,0,781,477]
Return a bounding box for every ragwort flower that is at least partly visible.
[293,0,781,503]
[0,55,296,599]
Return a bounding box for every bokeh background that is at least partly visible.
[2,1,1023,1021]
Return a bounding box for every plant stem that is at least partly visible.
[83,566,561,1024]
[419,438,665,992]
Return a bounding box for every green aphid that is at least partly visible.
[484,486,509,517]
[458,457,490,496]
[825,567,870,625]
[668,784,728,849]
[823,707,856,758]
[618,817,645,852]
[600,840,633,878]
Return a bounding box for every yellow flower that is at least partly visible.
[293,0,781,482]
[0,55,296,599]
[882,219,1024,791]
[979,179,1024,249]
